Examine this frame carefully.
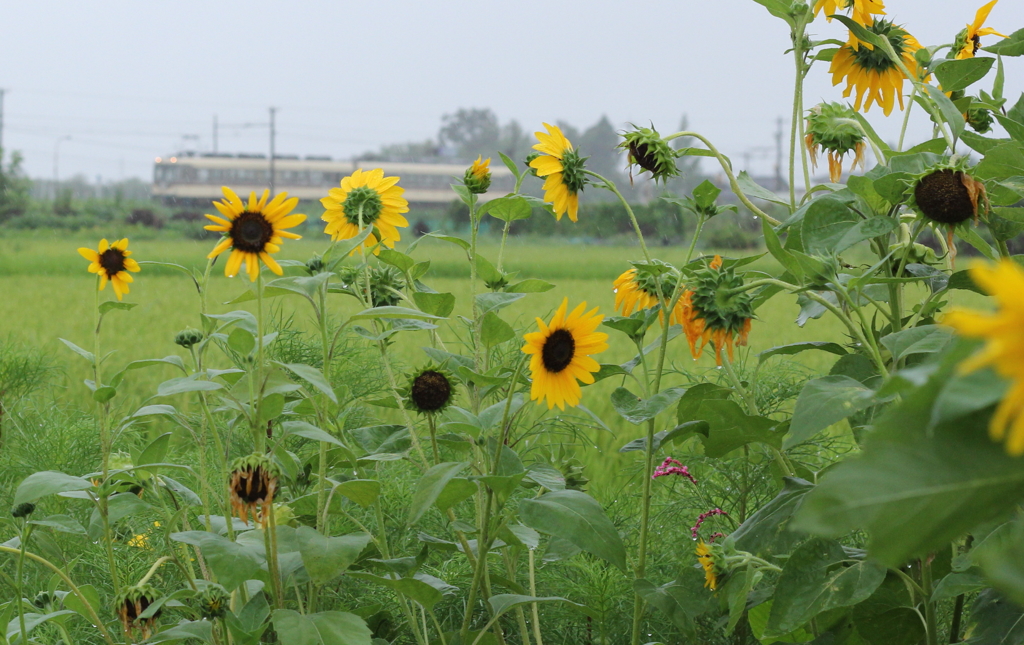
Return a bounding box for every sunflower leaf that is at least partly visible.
[934,57,996,93]
[984,28,1024,57]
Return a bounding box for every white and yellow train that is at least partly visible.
[152,153,515,204]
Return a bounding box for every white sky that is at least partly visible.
[2,0,1023,183]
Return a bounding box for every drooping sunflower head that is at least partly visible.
[813,0,885,25]
[115,584,161,639]
[689,256,755,365]
[78,238,141,301]
[830,19,924,116]
[613,261,690,326]
[804,102,867,183]
[205,187,305,282]
[695,541,719,591]
[522,298,608,410]
[529,123,588,222]
[228,453,279,527]
[337,264,407,307]
[464,156,492,194]
[943,260,1024,455]
[195,585,232,620]
[953,0,1006,60]
[404,365,457,415]
[321,168,409,255]
[908,159,990,229]
[618,125,679,184]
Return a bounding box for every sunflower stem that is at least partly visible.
[265,501,284,609]
[585,170,651,263]
[790,15,810,208]
[15,522,31,645]
[685,215,705,265]
[255,271,266,453]
[898,87,918,151]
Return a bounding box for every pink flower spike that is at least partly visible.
[691,508,729,539]
[651,458,699,485]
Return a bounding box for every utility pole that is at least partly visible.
[213,115,218,154]
[53,135,71,200]
[268,107,277,196]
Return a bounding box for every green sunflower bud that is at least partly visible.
[464,156,492,195]
[305,254,326,275]
[619,125,680,184]
[174,328,204,349]
[524,152,542,177]
[195,586,231,620]
[11,502,35,518]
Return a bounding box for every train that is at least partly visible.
[152,153,516,205]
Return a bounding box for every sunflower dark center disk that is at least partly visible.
[231,211,274,253]
[411,371,452,412]
[99,248,126,277]
[630,141,659,173]
[972,34,982,54]
[915,169,975,225]
[233,466,271,504]
[122,596,154,621]
[542,329,576,373]
[343,186,384,226]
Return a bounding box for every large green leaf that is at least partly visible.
[520,490,627,571]
[145,620,215,644]
[696,399,784,457]
[407,462,469,525]
[611,386,687,424]
[487,594,593,620]
[985,28,1024,57]
[296,527,371,586]
[963,589,1024,645]
[974,516,1024,606]
[274,362,337,403]
[758,342,847,364]
[793,345,1024,567]
[788,375,876,448]
[346,573,443,610]
[852,574,924,645]
[766,538,885,637]
[934,57,995,92]
[879,325,952,362]
[733,478,814,558]
[14,471,92,505]
[171,531,262,591]
[271,610,372,645]
[800,196,859,255]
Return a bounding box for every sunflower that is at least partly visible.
[404,365,457,415]
[522,298,608,410]
[115,585,161,640]
[689,255,754,366]
[813,0,885,25]
[830,19,924,116]
[696,541,719,591]
[205,187,305,281]
[78,238,141,301]
[321,168,409,255]
[529,123,587,222]
[228,454,278,527]
[943,260,1024,456]
[906,159,990,264]
[612,266,693,327]
[464,155,492,194]
[805,102,867,183]
[953,0,1007,60]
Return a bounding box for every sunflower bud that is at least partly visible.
[338,265,407,307]
[305,254,326,275]
[805,102,867,183]
[524,152,541,177]
[967,106,994,134]
[195,585,231,620]
[619,126,680,184]
[228,454,279,527]
[464,156,492,194]
[115,584,161,640]
[11,502,35,519]
[405,366,456,415]
[33,591,58,611]
[174,328,204,349]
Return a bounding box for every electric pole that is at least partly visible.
[268,107,277,196]
[213,114,218,154]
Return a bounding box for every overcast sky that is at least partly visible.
[2,0,1022,183]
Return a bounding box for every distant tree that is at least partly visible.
[438,108,500,160]
[359,140,440,163]
[497,120,532,165]
[0,150,31,224]
[579,115,623,181]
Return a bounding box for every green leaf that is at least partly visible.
[633,579,697,638]
[171,531,262,591]
[520,490,628,571]
[610,386,687,425]
[271,610,372,645]
[697,399,784,457]
[98,301,137,316]
[765,538,885,637]
[830,14,888,50]
[58,338,95,364]
[28,514,86,534]
[14,471,92,505]
[412,292,455,318]
[788,375,876,448]
[157,376,223,396]
[346,573,444,610]
[976,142,1024,180]
[476,292,526,314]
[931,367,1007,429]
[407,462,469,525]
[61,583,101,626]
[880,325,951,362]
[762,219,803,279]
[498,151,520,177]
[422,232,470,251]
[334,479,381,508]
[973,517,1024,606]
[92,386,117,403]
[984,28,1024,56]
[228,327,256,355]
[137,432,172,468]
[484,195,532,222]
[274,362,337,404]
[350,306,444,322]
[474,254,503,285]
[506,279,555,293]
[377,249,415,273]
[480,311,515,348]
[852,573,924,645]
[934,57,995,92]
[5,610,78,641]
[758,342,847,363]
[435,478,477,513]
[801,196,859,255]
[792,347,1024,567]
[145,620,215,644]
[692,179,722,209]
[487,594,593,620]
[920,84,966,140]
[962,590,1024,645]
[280,421,347,449]
[296,527,371,585]
[738,171,790,206]
[733,477,814,559]
[835,216,898,252]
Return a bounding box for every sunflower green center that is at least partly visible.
[560,148,588,194]
[849,19,909,72]
[542,329,576,373]
[914,169,975,225]
[343,186,384,226]
[231,211,274,253]
[411,370,452,412]
[99,248,127,277]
